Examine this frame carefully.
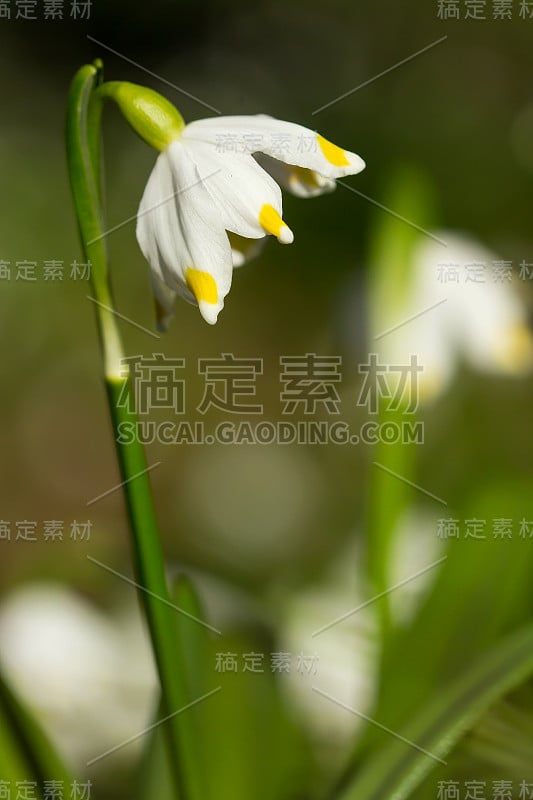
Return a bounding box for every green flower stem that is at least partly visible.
[0,671,73,792]
[364,170,435,643]
[105,377,203,800]
[366,402,415,640]
[66,62,203,800]
[0,707,30,788]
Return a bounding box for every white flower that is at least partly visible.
[280,540,377,763]
[0,585,157,769]
[136,115,365,327]
[375,232,533,402]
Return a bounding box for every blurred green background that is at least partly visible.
[1,1,533,799]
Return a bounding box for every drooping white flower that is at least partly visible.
[135,114,365,327]
[375,232,533,402]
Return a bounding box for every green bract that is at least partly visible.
[97,81,185,151]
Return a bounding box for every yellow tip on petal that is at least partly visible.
[186,267,218,305]
[259,204,294,244]
[317,134,350,167]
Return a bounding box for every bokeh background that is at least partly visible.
[1,1,533,798]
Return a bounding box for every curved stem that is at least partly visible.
[66,62,203,800]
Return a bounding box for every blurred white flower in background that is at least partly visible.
[386,508,446,627]
[0,585,157,771]
[376,232,533,403]
[280,541,377,771]
[278,513,447,769]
